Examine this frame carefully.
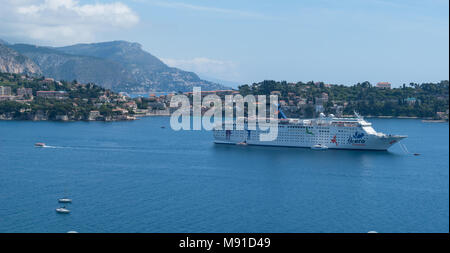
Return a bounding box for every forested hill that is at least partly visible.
[238,80,449,119]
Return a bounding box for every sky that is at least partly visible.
[0,0,448,87]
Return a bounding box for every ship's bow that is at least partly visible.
[383,135,407,150]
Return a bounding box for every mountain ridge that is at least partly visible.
[0,43,41,75]
[1,40,229,93]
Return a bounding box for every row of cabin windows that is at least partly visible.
[216,130,363,139]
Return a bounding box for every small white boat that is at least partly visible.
[56,207,70,214]
[311,144,328,150]
[35,143,46,147]
[58,198,72,203]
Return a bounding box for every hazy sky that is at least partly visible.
[0,0,448,87]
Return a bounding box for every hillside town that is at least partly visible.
[178,80,448,121]
[237,80,449,120]
[0,73,147,121]
[1,72,449,122]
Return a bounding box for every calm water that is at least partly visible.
[0,118,448,233]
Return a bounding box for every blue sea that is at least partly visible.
[0,118,448,233]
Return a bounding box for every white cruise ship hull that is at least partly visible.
[213,136,404,150]
[213,116,406,151]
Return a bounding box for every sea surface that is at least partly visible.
[0,118,448,233]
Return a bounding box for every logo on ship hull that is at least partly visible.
[347,131,366,145]
[331,135,338,146]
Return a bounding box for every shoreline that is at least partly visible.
[364,115,419,119]
[364,115,448,122]
[1,115,448,123]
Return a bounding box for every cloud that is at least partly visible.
[0,0,139,45]
[162,57,240,82]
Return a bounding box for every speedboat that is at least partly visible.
[58,198,72,203]
[35,143,46,147]
[56,207,70,214]
[311,144,328,150]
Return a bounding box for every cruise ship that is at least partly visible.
[213,111,407,151]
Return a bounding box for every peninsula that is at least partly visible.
[0,73,170,121]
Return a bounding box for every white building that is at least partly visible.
[376,82,391,89]
[0,86,12,96]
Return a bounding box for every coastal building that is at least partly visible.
[119,92,130,98]
[183,90,236,97]
[36,91,68,99]
[314,82,323,86]
[148,108,170,116]
[315,97,327,105]
[405,97,418,105]
[376,82,391,89]
[297,99,307,107]
[19,108,31,113]
[436,111,448,120]
[0,95,15,101]
[99,95,110,103]
[271,91,282,96]
[112,108,129,115]
[148,101,166,110]
[331,105,344,117]
[41,78,55,85]
[314,93,329,106]
[0,86,12,96]
[17,87,33,97]
[88,111,101,121]
[55,115,69,121]
[315,104,324,113]
[124,101,138,110]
